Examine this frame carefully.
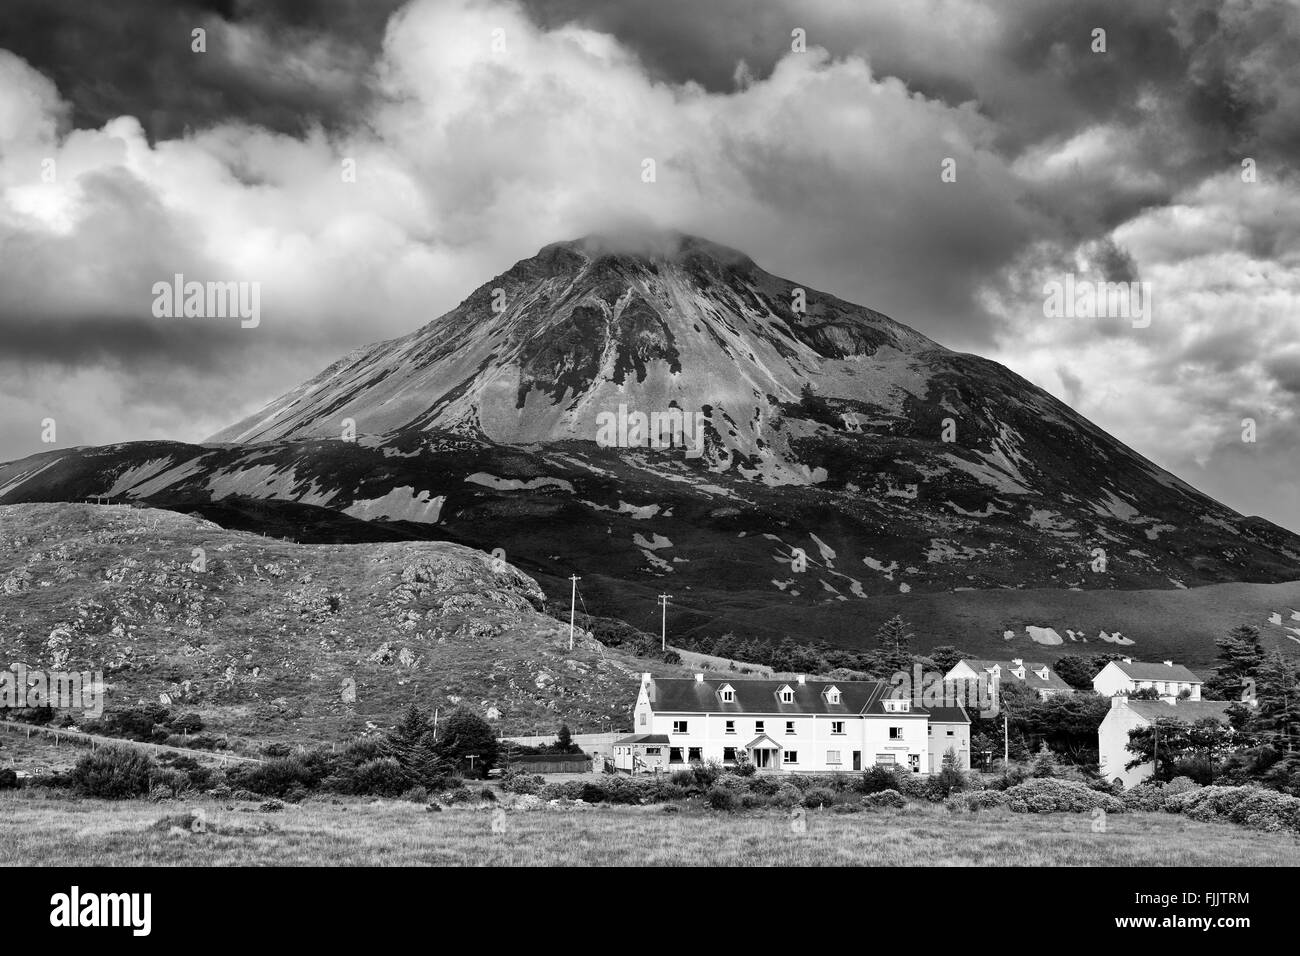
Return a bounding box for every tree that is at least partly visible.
[433,707,499,777]
[1029,740,1059,777]
[1053,653,1122,690]
[1203,624,1265,700]
[1248,652,1300,742]
[381,704,447,786]
[926,645,967,674]
[551,723,583,755]
[874,615,913,656]
[1126,717,1235,783]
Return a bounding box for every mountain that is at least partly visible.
[3,232,1298,656]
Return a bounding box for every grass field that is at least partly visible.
[3,793,1298,866]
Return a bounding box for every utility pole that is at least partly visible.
[569,574,580,651]
[658,594,671,652]
[1003,713,1009,767]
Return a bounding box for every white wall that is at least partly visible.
[1098,701,1153,789]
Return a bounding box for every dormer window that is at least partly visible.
[719,684,735,703]
[824,686,841,705]
[883,699,911,713]
[778,685,795,704]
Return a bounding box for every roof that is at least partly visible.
[612,734,670,745]
[1111,660,1202,683]
[744,734,782,750]
[1123,699,1233,723]
[650,678,891,715]
[957,659,1073,692]
[648,677,967,721]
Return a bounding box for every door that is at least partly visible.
[753,749,771,769]
[852,751,861,771]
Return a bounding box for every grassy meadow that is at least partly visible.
[3,792,1298,866]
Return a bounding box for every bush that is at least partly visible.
[669,769,696,789]
[71,746,155,799]
[863,789,906,809]
[350,757,413,797]
[859,765,902,794]
[500,769,545,795]
[992,765,1029,791]
[1004,778,1124,815]
[802,787,838,809]
[707,784,738,810]
[0,767,19,790]
[946,789,1007,812]
[691,760,724,789]
[748,775,782,797]
[1171,785,1300,833]
[149,767,191,798]
[771,783,803,808]
[229,757,320,798]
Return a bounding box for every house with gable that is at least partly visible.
[944,658,1075,699]
[613,673,970,774]
[1092,658,1203,701]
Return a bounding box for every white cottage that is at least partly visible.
[1098,696,1233,788]
[614,673,970,774]
[1092,659,1203,701]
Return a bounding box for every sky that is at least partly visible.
[0,0,1297,530]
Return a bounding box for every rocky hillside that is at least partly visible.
[0,503,643,742]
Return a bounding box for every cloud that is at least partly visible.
[0,0,1297,533]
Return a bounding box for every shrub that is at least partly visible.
[691,760,724,789]
[171,713,205,735]
[771,783,803,808]
[992,764,1029,791]
[540,780,584,801]
[1171,785,1300,833]
[350,757,413,797]
[1004,778,1124,814]
[863,789,906,809]
[500,769,545,795]
[669,769,696,789]
[860,765,903,794]
[707,784,738,811]
[229,757,320,798]
[71,746,155,799]
[0,768,19,789]
[747,775,782,797]
[149,767,191,798]
[946,789,1007,812]
[802,787,838,809]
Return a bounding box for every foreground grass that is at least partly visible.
[3,793,1299,866]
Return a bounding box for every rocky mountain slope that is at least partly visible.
[0,503,643,741]
[2,233,1298,653]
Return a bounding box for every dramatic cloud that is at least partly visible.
[0,0,1297,530]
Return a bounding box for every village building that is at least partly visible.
[944,658,1075,699]
[613,673,970,774]
[1092,658,1203,701]
[1097,696,1233,789]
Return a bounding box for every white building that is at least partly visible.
[613,673,970,774]
[1098,696,1233,789]
[1092,659,1203,701]
[944,658,1074,699]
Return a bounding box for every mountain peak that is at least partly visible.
[540,230,755,271]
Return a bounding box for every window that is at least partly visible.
[831,720,845,735]
[725,720,735,734]
[720,685,735,703]
[783,751,798,764]
[825,686,841,705]
[927,726,933,736]
[781,690,793,703]
[645,747,661,756]
[785,721,796,734]
[672,720,688,734]
[669,747,684,763]
[827,750,841,765]
[755,720,765,733]
[908,754,921,773]
[639,712,646,726]
[723,747,736,763]
[889,726,904,740]
[688,747,702,763]
[946,729,954,737]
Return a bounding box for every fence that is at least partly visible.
[507,754,593,773]
[0,719,262,766]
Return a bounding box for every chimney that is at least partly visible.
[1122,656,1133,664]
[1163,660,1174,667]
[797,674,806,685]
[641,672,655,703]
[694,673,704,682]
